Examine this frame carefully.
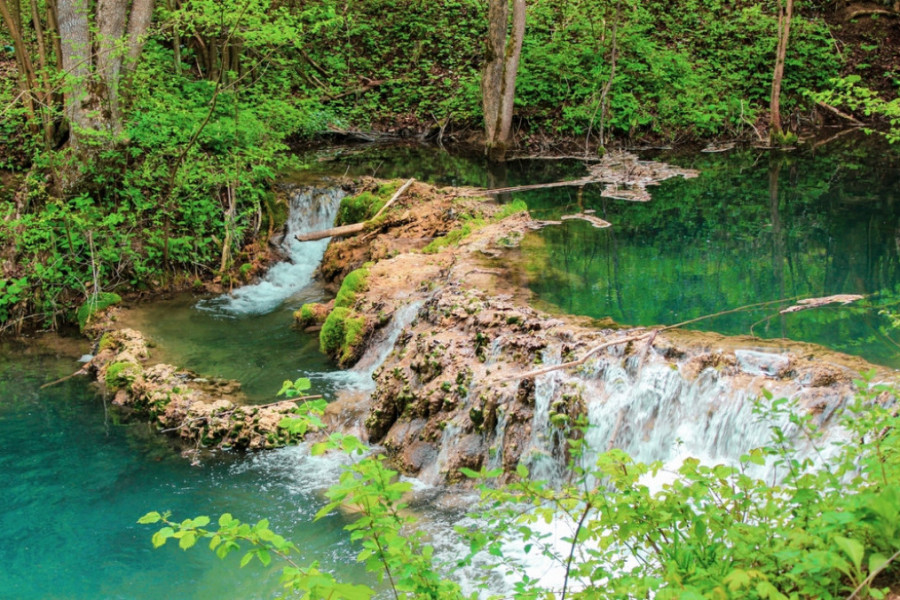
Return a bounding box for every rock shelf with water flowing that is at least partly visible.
[311,180,893,486]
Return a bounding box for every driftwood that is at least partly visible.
[468,152,699,204]
[816,101,865,126]
[560,213,612,229]
[296,178,415,242]
[780,294,864,314]
[40,366,90,389]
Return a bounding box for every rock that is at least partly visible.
[734,349,792,378]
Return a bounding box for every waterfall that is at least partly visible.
[197,185,344,316]
[317,301,423,391]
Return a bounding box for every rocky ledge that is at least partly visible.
[85,326,305,451]
[301,179,895,485]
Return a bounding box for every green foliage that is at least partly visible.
[76,292,122,330]
[336,181,402,227]
[334,268,369,309]
[809,76,900,144]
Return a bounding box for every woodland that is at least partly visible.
[3,1,900,599]
[0,0,898,330]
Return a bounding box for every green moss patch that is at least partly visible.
[105,361,140,390]
[493,199,528,221]
[335,180,402,226]
[334,267,369,308]
[76,292,122,331]
[320,306,369,366]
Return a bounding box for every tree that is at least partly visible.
[57,0,154,145]
[482,0,526,161]
[0,0,154,152]
[769,0,793,141]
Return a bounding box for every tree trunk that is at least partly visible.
[125,0,154,70]
[482,0,526,161]
[57,0,97,139]
[769,0,793,140]
[96,0,128,133]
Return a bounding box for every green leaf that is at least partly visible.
[179,531,197,550]
[138,511,162,524]
[835,536,865,572]
[240,551,254,568]
[152,527,174,549]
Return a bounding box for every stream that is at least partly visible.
[3,139,899,598]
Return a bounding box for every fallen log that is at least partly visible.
[560,213,612,228]
[296,178,415,242]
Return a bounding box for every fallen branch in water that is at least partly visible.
[296,178,415,242]
[497,295,827,383]
[561,213,612,229]
[41,366,91,389]
[815,101,865,126]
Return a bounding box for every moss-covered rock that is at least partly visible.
[76,292,122,331]
[334,267,369,308]
[320,306,369,367]
[105,360,140,390]
[294,301,332,327]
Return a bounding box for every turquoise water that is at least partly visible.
[117,291,337,403]
[0,339,370,599]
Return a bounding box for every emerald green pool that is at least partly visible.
[514,144,900,368]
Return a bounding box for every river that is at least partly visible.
[2,138,898,598]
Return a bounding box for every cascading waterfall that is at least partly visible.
[197,185,345,316]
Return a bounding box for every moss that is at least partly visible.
[296,304,315,325]
[493,199,528,221]
[76,292,122,330]
[97,332,115,351]
[334,267,369,308]
[335,180,402,226]
[320,306,368,365]
[105,361,139,390]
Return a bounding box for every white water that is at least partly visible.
[316,301,423,391]
[197,186,344,316]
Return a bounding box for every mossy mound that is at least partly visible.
[76,292,122,331]
[334,267,369,308]
[335,180,402,226]
[294,302,332,327]
[320,306,369,367]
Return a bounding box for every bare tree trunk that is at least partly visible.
[769,0,793,140]
[125,0,154,70]
[482,0,526,161]
[45,0,64,72]
[96,0,128,133]
[58,0,96,139]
